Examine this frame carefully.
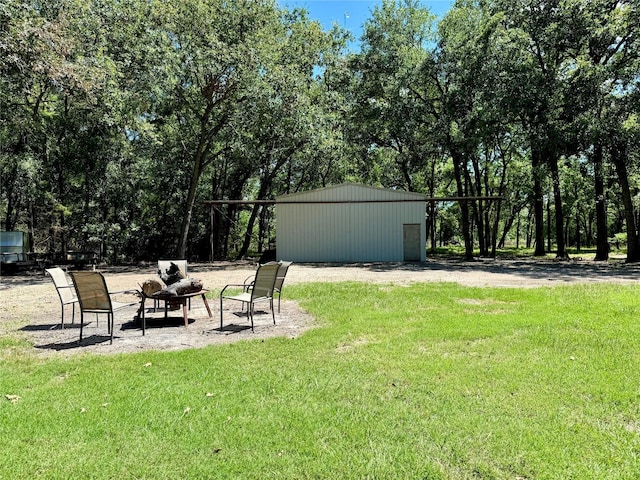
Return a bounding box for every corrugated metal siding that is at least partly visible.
[276,184,426,262]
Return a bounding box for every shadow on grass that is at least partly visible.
[35,334,113,351]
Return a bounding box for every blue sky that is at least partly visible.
[278,1,455,42]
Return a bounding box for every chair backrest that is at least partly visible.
[274,261,292,291]
[251,262,280,299]
[70,271,112,312]
[46,267,76,304]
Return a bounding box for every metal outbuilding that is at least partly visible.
[275,183,426,263]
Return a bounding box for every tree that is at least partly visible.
[572,0,640,262]
[145,0,279,258]
[2,0,636,264]
[0,1,79,243]
[431,1,515,258]
[348,0,437,192]
[611,111,640,262]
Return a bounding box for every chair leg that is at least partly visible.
[109,313,114,344]
[249,303,254,332]
[140,298,146,336]
[270,298,275,325]
[60,304,65,330]
[219,297,224,330]
[79,312,84,344]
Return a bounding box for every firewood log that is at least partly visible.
[152,278,203,297]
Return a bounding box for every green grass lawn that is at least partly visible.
[2,282,640,479]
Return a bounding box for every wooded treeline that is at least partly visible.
[1,0,639,263]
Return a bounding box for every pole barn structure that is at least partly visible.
[275,183,427,263]
[204,184,501,262]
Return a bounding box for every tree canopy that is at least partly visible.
[1,0,638,263]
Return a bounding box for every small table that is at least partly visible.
[139,289,212,335]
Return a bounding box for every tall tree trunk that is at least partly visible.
[491,152,509,256]
[469,155,487,256]
[235,203,261,260]
[593,143,609,261]
[427,203,437,252]
[426,162,438,253]
[532,148,546,256]
[610,142,640,263]
[257,206,269,254]
[474,201,486,256]
[177,87,234,259]
[209,206,227,261]
[548,153,567,259]
[451,149,474,260]
[547,197,552,252]
[526,209,534,249]
[575,210,581,253]
[484,204,493,257]
[3,158,20,231]
[235,147,288,259]
[177,150,203,259]
[498,213,515,249]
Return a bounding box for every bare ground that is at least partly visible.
[1,257,638,357]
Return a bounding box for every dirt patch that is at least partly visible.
[1,258,638,357]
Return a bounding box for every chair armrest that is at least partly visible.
[109,289,138,295]
[242,275,255,292]
[220,284,248,297]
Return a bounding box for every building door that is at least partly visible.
[403,224,421,261]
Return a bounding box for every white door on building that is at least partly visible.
[403,224,421,261]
